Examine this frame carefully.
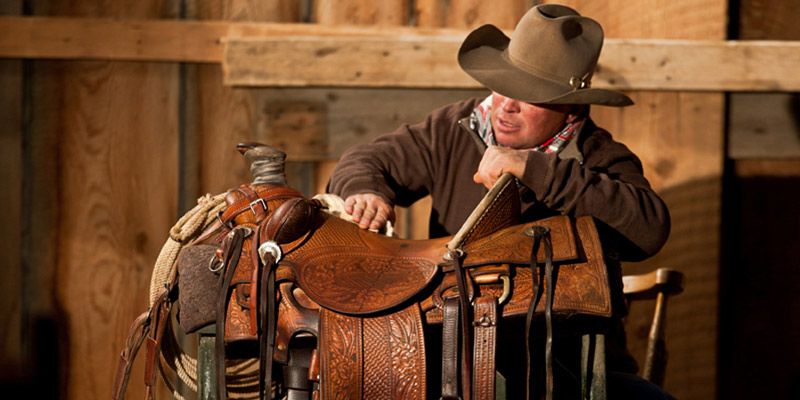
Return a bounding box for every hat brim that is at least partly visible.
[458,25,633,107]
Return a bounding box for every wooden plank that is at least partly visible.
[315,0,408,26]
[0,16,228,62]
[734,159,800,177]
[0,16,461,62]
[2,16,800,92]
[191,0,311,197]
[223,36,800,90]
[0,60,22,372]
[553,2,726,400]
[30,3,182,400]
[728,93,800,159]
[49,59,180,400]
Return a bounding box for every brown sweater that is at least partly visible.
[328,97,670,262]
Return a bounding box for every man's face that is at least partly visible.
[490,92,572,149]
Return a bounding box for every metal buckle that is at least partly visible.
[473,273,511,305]
[249,198,267,216]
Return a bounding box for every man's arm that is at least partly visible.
[473,139,670,261]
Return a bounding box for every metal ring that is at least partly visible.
[442,248,465,261]
[208,257,223,273]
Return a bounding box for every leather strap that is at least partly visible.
[542,230,555,400]
[219,186,302,224]
[441,297,460,400]
[258,250,278,400]
[448,249,472,400]
[216,228,246,400]
[144,288,173,400]
[524,226,555,400]
[111,311,150,400]
[472,295,498,400]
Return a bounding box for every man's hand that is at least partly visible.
[344,193,395,231]
[473,145,528,189]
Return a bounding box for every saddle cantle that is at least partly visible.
[121,143,615,400]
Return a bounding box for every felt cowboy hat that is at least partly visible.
[458,4,633,107]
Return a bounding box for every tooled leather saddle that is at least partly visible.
[115,143,614,400]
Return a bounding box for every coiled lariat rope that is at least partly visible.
[147,193,261,399]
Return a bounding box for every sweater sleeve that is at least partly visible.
[327,101,473,208]
[520,130,671,261]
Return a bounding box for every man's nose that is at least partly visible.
[499,96,520,113]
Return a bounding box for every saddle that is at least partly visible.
[114,143,614,400]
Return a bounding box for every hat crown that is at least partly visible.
[507,4,603,87]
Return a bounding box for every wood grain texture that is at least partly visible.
[552,1,726,399]
[729,93,800,159]
[739,0,800,40]
[0,0,22,373]
[30,2,181,400]
[315,0,408,26]
[223,35,800,90]
[189,0,305,196]
[0,60,22,371]
[4,17,800,92]
[53,60,179,400]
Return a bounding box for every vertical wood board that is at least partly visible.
[548,2,726,399]
[0,60,22,370]
[32,1,182,399]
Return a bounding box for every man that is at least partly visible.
[328,3,672,398]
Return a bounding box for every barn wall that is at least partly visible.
[0,1,765,399]
[0,0,23,384]
[552,2,727,399]
[722,1,800,399]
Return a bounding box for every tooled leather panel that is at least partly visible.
[320,310,362,400]
[363,305,427,400]
[292,251,437,315]
[225,228,258,341]
[472,296,497,400]
[460,177,521,245]
[462,215,577,267]
[285,215,440,315]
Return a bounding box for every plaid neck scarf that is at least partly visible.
[468,94,584,154]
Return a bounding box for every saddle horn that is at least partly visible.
[237,142,288,186]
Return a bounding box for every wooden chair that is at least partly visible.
[622,268,685,387]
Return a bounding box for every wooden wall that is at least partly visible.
[553,2,727,399]
[722,1,800,398]
[0,0,23,388]
[0,1,769,400]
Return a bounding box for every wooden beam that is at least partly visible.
[0,16,228,63]
[0,16,457,63]
[2,16,800,91]
[224,36,800,91]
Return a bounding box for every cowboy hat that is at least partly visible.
[458,4,633,107]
